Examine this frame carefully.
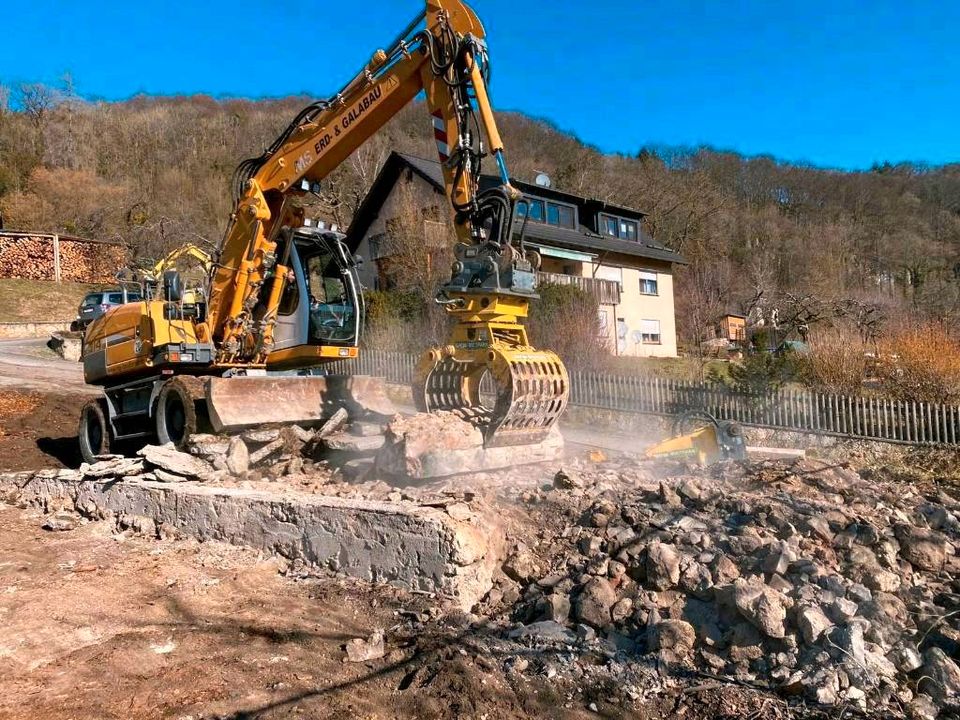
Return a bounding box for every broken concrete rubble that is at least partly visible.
[484,456,960,716]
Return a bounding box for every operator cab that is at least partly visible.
[271,226,362,362]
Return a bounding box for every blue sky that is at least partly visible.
[2,0,958,170]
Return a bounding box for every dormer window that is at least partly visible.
[600,213,638,241]
[517,199,544,222]
[517,198,577,229]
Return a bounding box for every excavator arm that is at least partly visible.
[206,0,517,364]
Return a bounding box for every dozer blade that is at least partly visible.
[414,347,569,448]
[204,375,395,433]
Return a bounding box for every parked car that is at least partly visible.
[71,289,142,331]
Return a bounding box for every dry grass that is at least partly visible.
[0,278,106,323]
[876,324,960,403]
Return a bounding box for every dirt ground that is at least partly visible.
[0,391,86,471]
[0,501,806,720]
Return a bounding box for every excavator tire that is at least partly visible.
[155,377,209,450]
[78,398,111,464]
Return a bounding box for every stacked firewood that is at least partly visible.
[0,236,126,283]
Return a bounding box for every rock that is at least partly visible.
[830,620,867,666]
[153,468,190,483]
[677,478,703,501]
[895,524,948,572]
[646,541,681,590]
[574,577,617,629]
[575,623,597,642]
[712,554,741,584]
[679,560,714,600]
[611,597,633,623]
[509,621,576,644]
[865,569,901,594]
[553,468,582,490]
[859,593,908,645]
[892,642,924,673]
[732,578,788,639]
[805,515,834,542]
[249,438,285,465]
[579,535,602,556]
[138,444,215,480]
[81,457,144,478]
[291,425,315,443]
[445,502,473,521]
[908,694,939,720]
[921,648,960,702]
[344,630,385,663]
[829,597,858,624]
[797,604,833,645]
[651,619,696,661]
[659,481,682,507]
[225,436,249,476]
[539,593,570,624]
[503,551,541,584]
[763,541,798,576]
[316,407,349,439]
[42,511,78,532]
[242,428,281,444]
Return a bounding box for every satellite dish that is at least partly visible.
[534,172,552,188]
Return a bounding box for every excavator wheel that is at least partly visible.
[414,346,569,448]
[155,377,209,450]
[78,398,111,464]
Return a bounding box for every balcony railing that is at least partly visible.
[536,271,621,305]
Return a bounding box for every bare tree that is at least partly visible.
[15,83,58,128]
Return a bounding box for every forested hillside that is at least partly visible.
[2,83,959,346]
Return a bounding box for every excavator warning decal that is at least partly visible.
[432,111,449,162]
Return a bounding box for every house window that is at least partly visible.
[546,202,576,229]
[595,264,623,290]
[602,214,618,237]
[517,199,545,222]
[639,270,658,295]
[640,319,661,344]
[600,213,639,241]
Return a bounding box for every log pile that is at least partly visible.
[0,235,126,283]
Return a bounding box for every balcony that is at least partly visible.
[536,271,621,305]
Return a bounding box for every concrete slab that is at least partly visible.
[0,470,501,609]
[377,415,564,480]
[323,433,386,452]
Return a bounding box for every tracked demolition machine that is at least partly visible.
[78,0,569,463]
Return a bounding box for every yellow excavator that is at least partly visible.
[78,0,569,463]
[134,243,213,305]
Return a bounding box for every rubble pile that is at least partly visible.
[484,457,960,717]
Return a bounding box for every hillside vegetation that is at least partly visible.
[1,83,959,346]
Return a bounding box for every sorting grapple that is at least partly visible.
[413,245,570,448]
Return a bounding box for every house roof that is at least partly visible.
[346,151,686,266]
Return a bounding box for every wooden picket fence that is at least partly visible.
[328,350,960,446]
